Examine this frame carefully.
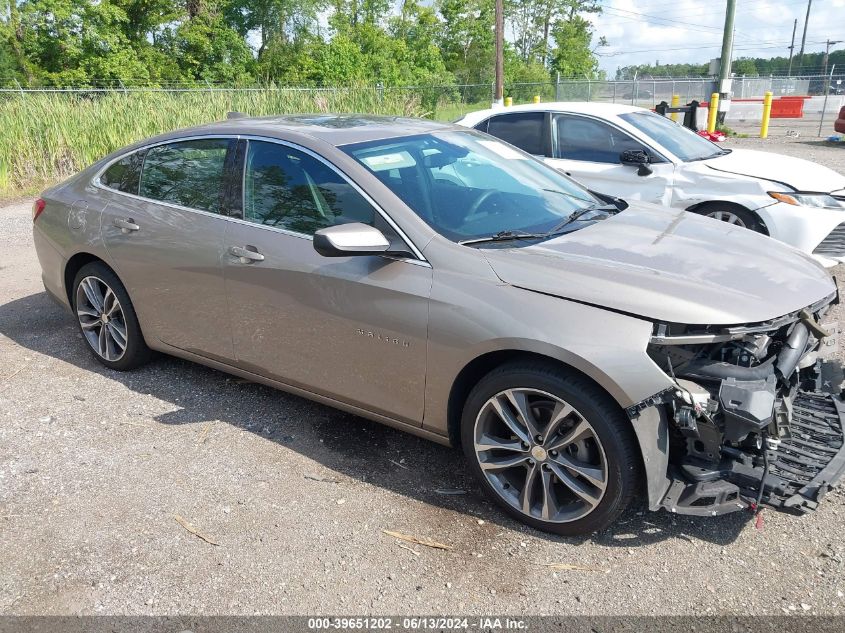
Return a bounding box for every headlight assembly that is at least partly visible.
[768,191,845,209]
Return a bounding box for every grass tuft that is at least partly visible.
[0,89,428,199]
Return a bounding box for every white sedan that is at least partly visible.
[456,102,845,266]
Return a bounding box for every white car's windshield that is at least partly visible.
[343,131,609,244]
[620,111,728,162]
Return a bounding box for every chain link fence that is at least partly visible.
[1,74,842,120]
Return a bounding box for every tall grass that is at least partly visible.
[0,88,427,198]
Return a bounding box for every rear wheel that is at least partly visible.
[72,262,151,371]
[461,363,641,535]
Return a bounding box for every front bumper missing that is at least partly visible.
[660,390,845,516]
[766,392,845,512]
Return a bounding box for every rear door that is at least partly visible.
[99,138,236,361]
[481,112,549,157]
[547,114,675,205]
[222,139,431,424]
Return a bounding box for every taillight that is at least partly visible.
[32,198,46,222]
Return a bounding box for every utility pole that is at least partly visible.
[797,0,813,69]
[716,0,736,125]
[494,0,504,107]
[823,39,842,80]
[787,19,798,76]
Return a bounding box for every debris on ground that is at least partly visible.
[383,530,451,551]
[197,423,211,444]
[434,488,466,495]
[541,562,603,572]
[173,514,220,546]
[397,543,420,557]
[304,473,341,483]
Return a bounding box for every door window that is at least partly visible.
[100,150,146,195]
[485,112,545,155]
[139,139,231,213]
[553,115,649,164]
[243,141,375,235]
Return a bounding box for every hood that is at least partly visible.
[482,205,835,325]
[705,148,845,192]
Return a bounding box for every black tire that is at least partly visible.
[696,203,765,233]
[72,261,152,371]
[461,362,641,536]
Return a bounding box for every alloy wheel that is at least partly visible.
[707,210,747,227]
[76,276,128,362]
[473,388,608,523]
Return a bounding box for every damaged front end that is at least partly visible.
[634,291,845,516]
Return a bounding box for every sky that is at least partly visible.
[591,0,845,74]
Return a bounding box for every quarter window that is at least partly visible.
[485,112,546,155]
[553,114,649,164]
[243,141,375,235]
[101,150,145,195]
[139,139,231,213]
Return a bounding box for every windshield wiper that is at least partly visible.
[459,230,548,246]
[542,203,619,236]
[459,202,620,247]
[541,188,594,203]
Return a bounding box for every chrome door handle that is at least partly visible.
[229,245,265,263]
[113,218,139,233]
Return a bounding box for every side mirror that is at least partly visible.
[313,223,391,257]
[620,149,653,176]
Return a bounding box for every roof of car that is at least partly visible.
[174,114,460,146]
[456,102,648,127]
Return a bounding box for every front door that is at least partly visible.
[545,114,675,206]
[99,138,235,361]
[222,140,431,424]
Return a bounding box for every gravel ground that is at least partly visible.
[2,138,845,617]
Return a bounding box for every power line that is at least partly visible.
[595,0,807,23]
[596,40,829,57]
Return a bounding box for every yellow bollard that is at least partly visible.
[505,96,513,107]
[707,92,719,133]
[670,94,680,122]
[760,91,773,139]
[533,95,540,104]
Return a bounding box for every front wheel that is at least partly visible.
[698,204,764,233]
[461,363,641,535]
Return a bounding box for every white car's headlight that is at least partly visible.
[769,191,845,209]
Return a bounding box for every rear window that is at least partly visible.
[139,139,232,213]
[485,112,545,155]
[100,151,145,195]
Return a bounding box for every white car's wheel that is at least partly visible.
[697,204,764,233]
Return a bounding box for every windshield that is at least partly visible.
[619,111,727,162]
[342,131,604,243]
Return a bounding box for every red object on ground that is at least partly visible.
[697,130,726,142]
[835,106,845,134]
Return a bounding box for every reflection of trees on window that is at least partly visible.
[139,140,230,213]
[247,160,339,234]
[244,142,374,236]
[102,150,146,195]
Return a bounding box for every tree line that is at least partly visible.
[0,0,606,87]
[616,50,845,80]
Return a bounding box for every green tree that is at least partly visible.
[168,3,255,83]
[436,0,495,84]
[733,58,758,76]
[549,14,600,78]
